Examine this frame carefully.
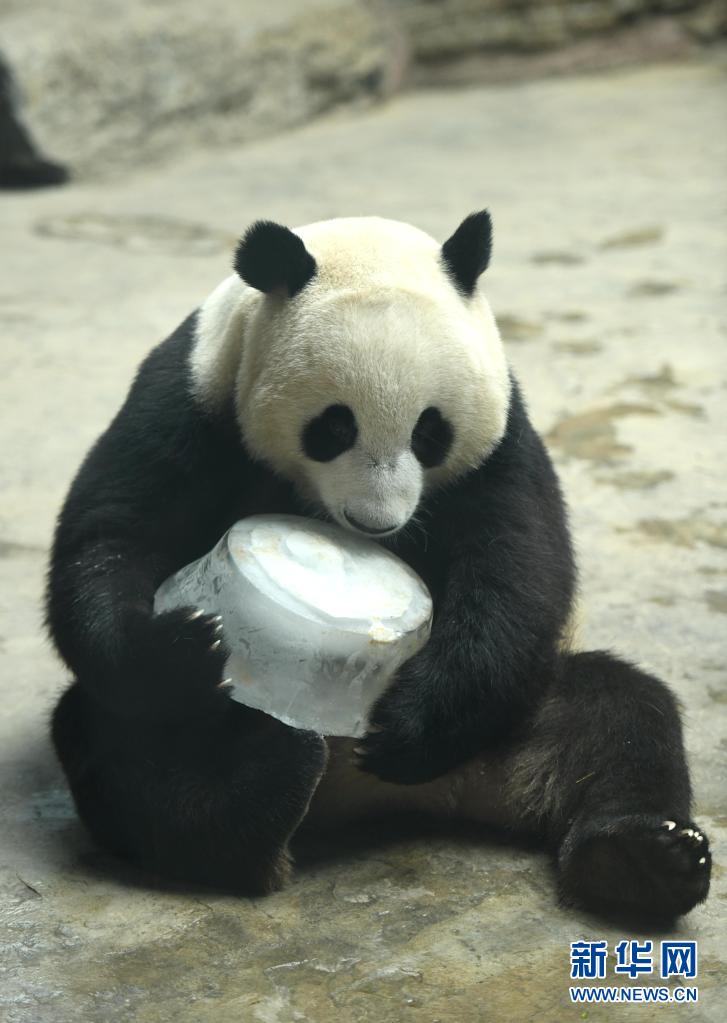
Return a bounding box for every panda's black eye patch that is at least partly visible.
[302,404,357,462]
[411,407,454,468]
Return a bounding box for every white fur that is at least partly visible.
[190,273,253,408]
[190,216,510,534]
[316,447,423,534]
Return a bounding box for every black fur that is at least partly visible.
[411,406,454,468]
[51,684,326,893]
[302,404,358,462]
[357,376,575,781]
[0,57,68,189]
[494,650,710,926]
[441,210,492,297]
[47,284,710,921]
[234,220,317,297]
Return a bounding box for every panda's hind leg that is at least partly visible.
[494,651,711,924]
[51,684,327,893]
[307,653,710,923]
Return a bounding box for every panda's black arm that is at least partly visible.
[46,316,243,716]
[359,382,576,784]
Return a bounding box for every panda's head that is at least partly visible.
[192,214,510,537]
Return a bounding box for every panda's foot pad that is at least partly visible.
[657,819,710,875]
[560,814,711,923]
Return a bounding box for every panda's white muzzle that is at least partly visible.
[314,447,423,538]
[342,509,398,536]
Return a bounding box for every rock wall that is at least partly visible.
[1,0,724,178]
[0,1,407,179]
[389,1,727,61]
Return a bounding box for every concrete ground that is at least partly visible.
[1,55,726,1022]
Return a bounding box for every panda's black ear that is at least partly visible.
[441,210,492,297]
[234,220,317,298]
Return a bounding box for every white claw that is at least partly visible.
[695,833,704,843]
[698,857,706,866]
[680,828,695,838]
[217,679,234,690]
[210,639,222,652]
[187,608,205,620]
[212,615,223,623]
[662,820,677,831]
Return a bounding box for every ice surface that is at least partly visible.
[154,515,433,736]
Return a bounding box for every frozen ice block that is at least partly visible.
[154,514,433,736]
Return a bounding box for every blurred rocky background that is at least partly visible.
[1,0,726,178]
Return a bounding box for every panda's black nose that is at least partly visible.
[343,510,397,535]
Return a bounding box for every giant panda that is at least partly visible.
[47,212,711,923]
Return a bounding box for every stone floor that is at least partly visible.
[1,56,726,1022]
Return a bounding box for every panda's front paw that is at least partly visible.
[355,728,436,785]
[355,683,456,785]
[127,607,232,717]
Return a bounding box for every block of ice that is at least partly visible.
[154,515,432,736]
